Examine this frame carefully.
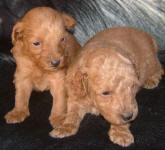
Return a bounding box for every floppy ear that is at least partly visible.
[61,13,76,29]
[68,70,88,98]
[12,22,23,45]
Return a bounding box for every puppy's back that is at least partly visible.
[87,27,157,53]
[80,27,161,84]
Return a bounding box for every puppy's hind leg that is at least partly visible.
[143,61,164,89]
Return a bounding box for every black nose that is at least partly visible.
[121,112,133,121]
[51,60,61,68]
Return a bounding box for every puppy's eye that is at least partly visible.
[102,91,110,96]
[61,37,65,42]
[33,42,40,46]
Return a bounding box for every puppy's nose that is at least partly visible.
[121,112,133,121]
[51,60,61,68]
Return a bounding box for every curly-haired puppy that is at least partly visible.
[5,7,81,131]
[50,27,164,147]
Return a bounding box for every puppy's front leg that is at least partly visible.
[49,72,66,127]
[50,101,85,138]
[109,123,134,147]
[5,77,32,123]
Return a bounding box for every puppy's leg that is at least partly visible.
[49,72,66,127]
[50,101,85,138]
[143,61,164,89]
[5,77,32,123]
[109,124,134,147]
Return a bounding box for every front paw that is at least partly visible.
[49,115,65,128]
[49,124,78,138]
[109,126,134,147]
[5,108,30,124]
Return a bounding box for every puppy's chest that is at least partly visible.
[31,72,50,91]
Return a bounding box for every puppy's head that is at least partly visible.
[12,7,77,70]
[80,49,139,125]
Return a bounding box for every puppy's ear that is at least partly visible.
[69,70,88,97]
[81,73,89,96]
[61,13,76,29]
[12,22,23,45]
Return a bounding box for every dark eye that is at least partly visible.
[102,91,110,96]
[33,42,40,46]
[61,37,65,42]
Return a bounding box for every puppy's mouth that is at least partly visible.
[49,57,66,70]
[112,115,135,125]
[40,56,67,71]
[50,59,61,68]
[108,111,137,125]
[120,110,138,124]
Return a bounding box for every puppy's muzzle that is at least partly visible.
[51,60,61,68]
[121,112,133,121]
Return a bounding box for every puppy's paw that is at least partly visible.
[49,115,65,128]
[5,108,30,124]
[143,68,164,89]
[143,78,160,89]
[49,124,78,138]
[109,126,134,147]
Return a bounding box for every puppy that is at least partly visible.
[50,27,164,147]
[5,7,81,131]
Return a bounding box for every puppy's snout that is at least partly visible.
[51,60,61,68]
[121,112,133,121]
